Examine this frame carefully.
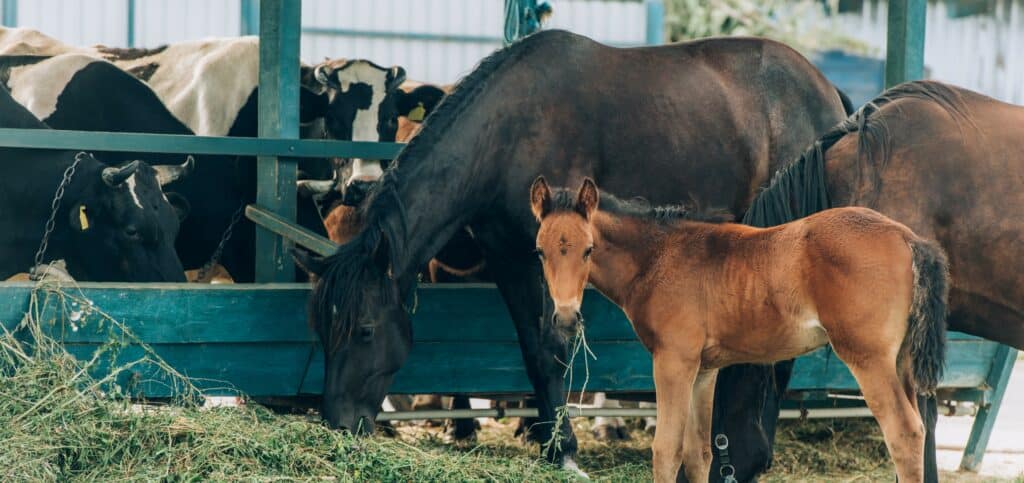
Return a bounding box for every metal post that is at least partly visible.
[884,0,926,87]
[2,0,17,27]
[240,0,259,36]
[125,0,135,47]
[645,0,664,45]
[254,0,300,282]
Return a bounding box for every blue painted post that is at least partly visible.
[240,0,259,36]
[2,0,17,27]
[254,0,301,282]
[959,345,1018,471]
[125,0,135,47]
[884,0,926,87]
[645,0,664,45]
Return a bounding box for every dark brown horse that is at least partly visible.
[718,80,1024,482]
[531,177,948,482]
[292,30,850,474]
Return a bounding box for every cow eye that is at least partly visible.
[583,246,593,261]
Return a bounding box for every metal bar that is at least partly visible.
[255,0,302,282]
[959,344,1018,471]
[302,26,502,44]
[125,0,135,47]
[240,0,259,36]
[245,204,337,257]
[644,0,665,45]
[2,0,16,27]
[375,406,874,422]
[0,128,402,159]
[884,0,926,87]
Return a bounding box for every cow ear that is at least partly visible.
[397,85,446,122]
[575,178,599,220]
[530,176,553,221]
[387,66,407,90]
[164,192,191,222]
[68,203,90,232]
[292,247,327,277]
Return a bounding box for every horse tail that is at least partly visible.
[906,238,950,394]
[835,86,856,116]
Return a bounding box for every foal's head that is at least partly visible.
[530,176,598,335]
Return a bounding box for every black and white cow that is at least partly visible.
[0,83,190,282]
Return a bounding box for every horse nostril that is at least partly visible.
[551,312,558,325]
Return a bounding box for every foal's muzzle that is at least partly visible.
[551,308,583,333]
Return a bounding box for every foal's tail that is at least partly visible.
[906,239,950,394]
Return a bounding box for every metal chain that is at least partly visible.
[715,433,737,483]
[31,152,88,280]
[195,203,246,282]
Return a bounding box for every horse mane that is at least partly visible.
[549,188,732,224]
[308,32,560,348]
[744,80,971,228]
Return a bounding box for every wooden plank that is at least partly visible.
[246,204,337,257]
[0,283,1006,398]
[254,0,302,282]
[0,128,402,160]
[960,344,1019,471]
[885,0,927,87]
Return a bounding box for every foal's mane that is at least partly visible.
[549,188,732,225]
[744,80,971,228]
[308,31,558,348]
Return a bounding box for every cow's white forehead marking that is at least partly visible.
[349,159,384,183]
[338,62,389,144]
[125,173,144,209]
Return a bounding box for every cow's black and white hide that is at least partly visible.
[0,53,327,282]
[0,83,189,282]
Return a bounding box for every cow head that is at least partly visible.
[61,155,191,282]
[304,59,408,205]
[297,79,448,207]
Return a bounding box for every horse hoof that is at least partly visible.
[562,456,590,480]
[443,421,479,443]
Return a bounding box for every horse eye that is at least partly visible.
[359,326,375,341]
[583,246,594,260]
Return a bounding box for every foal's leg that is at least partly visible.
[679,368,718,483]
[652,354,700,483]
[838,353,925,482]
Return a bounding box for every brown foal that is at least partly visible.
[530,177,949,482]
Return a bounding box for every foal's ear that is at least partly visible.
[575,178,599,220]
[530,176,553,221]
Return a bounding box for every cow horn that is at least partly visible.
[296,178,337,198]
[102,160,141,187]
[314,65,331,86]
[153,155,195,186]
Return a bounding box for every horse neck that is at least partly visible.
[586,211,660,306]
[384,140,496,278]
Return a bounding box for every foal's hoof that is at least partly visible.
[592,424,630,441]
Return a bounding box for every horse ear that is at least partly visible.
[292,247,327,277]
[576,178,599,220]
[530,176,553,221]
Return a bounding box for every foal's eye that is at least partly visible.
[535,248,545,261]
[583,246,594,261]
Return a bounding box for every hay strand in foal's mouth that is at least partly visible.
[544,326,597,455]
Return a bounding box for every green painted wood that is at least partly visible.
[960,344,1018,471]
[0,283,1006,399]
[0,128,402,160]
[255,0,302,283]
[240,0,259,36]
[885,0,927,87]
[246,204,337,257]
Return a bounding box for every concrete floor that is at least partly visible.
[937,361,1024,480]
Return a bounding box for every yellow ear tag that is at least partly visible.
[408,103,426,122]
[78,205,90,231]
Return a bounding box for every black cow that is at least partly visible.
[0,83,190,282]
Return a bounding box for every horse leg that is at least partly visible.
[592,392,630,440]
[640,401,657,434]
[842,356,925,482]
[444,396,479,442]
[652,354,699,483]
[680,368,718,483]
[486,252,581,473]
